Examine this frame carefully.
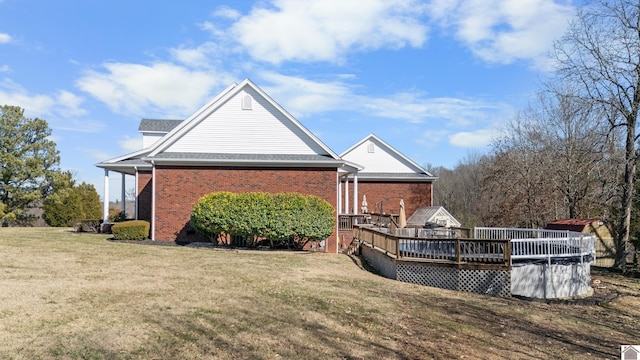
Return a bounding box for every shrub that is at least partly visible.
[43,182,102,227]
[43,188,83,227]
[190,191,334,249]
[112,220,150,240]
[190,192,238,242]
[75,219,101,233]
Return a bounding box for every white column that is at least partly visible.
[134,168,139,220]
[103,170,109,223]
[151,162,156,241]
[344,178,350,214]
[353,172,358,215]
[337,178,343,215]
[121,173,126,216]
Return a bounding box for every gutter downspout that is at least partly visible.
[151,161,156,241]
[336,171,339,254]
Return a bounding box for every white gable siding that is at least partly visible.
[142,133,164,149]
[165,87,328,155]
[343,139,415,173]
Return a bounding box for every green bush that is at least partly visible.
[190,192,238,242]
[190,192,334,249]
[43,182,102,227]
[112,220,150,240]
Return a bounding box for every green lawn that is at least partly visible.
[0,227,638,359]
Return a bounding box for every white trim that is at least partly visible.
[335,171,340,254]
[353,173,358,215]
[151,162,156,241]
[337,178,343,215]
[121,173,126,215]
[345,179,349,215]
[103,170,109,223]
[134,168,139,220]
[340,133,436,178]
[148,79,341,160]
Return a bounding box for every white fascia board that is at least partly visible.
[97,148,151,165]
[338,160,364,175]
[147,158,344,168]
[147,82,239,157]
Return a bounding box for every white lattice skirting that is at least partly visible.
[361,245,511,297]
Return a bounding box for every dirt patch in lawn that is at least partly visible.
[0,227,639,359]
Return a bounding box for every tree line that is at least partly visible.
[430,0,640,269]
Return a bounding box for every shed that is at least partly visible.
[406,206,461,228]
[545,219,615,267]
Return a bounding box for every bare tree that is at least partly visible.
[430,154,488,227]
[482,115,556,228]
[537,87,620,220]
[554,0,640,268]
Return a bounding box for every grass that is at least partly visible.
[1,227,639,359]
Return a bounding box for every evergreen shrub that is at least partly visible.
[112,220,150,240]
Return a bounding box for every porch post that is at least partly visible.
[337,177,342,215]
[353,172,358,215]
[345,178,350,214]
[134,168,139,220]
[121,173,126,216]
[103,170,109,223]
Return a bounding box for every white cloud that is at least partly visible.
[258,72,513,128]
[259,72,353,116]
[52,119,105,133]
[449,129,496,148]
[230,0,429,64]
[77,62,232,117]
[418,129,450,148]
[118,135,142,152]
[55,90,87,117]
[0,65,10,72]
[0,78,55,116]
[0,78,89,121]
[170,42,223,69]
[212,5,241,20]
[428,0,574,69]
[0,33,11,44]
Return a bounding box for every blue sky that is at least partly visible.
[0,0,576,201]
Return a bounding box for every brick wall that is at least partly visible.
[341,181,432,217]
[152,166,338,252]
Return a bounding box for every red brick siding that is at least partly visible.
[342,181,432,217]
[153,166,338,252]
[137,171,152,222]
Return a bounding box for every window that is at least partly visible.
[242,94,253,110]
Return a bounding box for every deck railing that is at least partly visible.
[474,227,595,265]
[354,226,510,266]
[355,226,595,266]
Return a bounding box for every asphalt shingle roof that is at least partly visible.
[138,119,183,132]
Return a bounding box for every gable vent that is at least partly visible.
[367,143,375,153]
[242,94,253,110]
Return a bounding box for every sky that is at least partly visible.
[0,0,577,201]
